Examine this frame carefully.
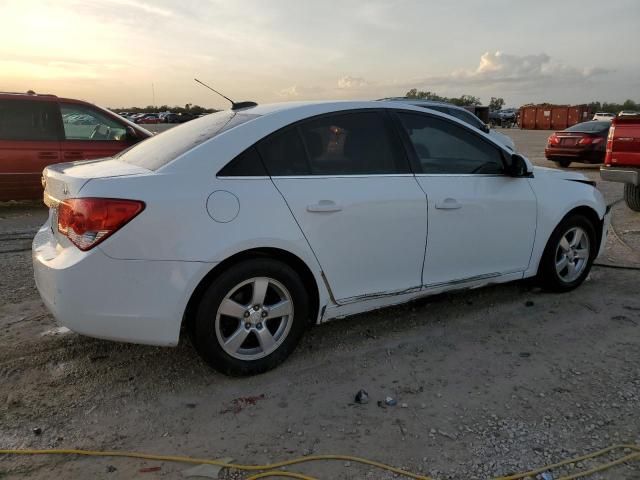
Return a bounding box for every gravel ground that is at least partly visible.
[0,128,639,480]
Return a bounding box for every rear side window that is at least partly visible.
[258,127,310,176]
[398,112,504,175]
[297,112,408,175]
[218,147,267,176]
[118,111,259,170]
[0,99,60,141]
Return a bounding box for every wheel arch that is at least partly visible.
[182,247,321,335]
[535,204,604,276]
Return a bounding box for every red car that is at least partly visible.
[0,91,152,201]
[600,115,640,211]
[135,113,162,124]
[544,121,611,168]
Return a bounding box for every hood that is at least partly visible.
[488,130,515,150]
[532,166,590,182]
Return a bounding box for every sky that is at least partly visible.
[1,0,639,110]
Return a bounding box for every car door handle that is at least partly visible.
[307,200,343,213]
[63,151,84,160]
[38,151,59,160]
[435,198,462,210]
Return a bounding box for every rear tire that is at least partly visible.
[624,184,640,212]
[192,258,309,376]
[555,159,571,168]
[537,214,597,292]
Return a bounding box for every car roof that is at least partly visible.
[378,97,458,109]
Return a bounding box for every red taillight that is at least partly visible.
[548,134,560,145]
[58,198,145,251]
[605,125,615,165]
[578,136,593,145]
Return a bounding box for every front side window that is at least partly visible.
[446,107,486,130]
[0,99,60,141]
[397,112,504,175]
[60,103,127,141]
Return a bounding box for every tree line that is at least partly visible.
[405,89,639,114]
[110,104,219,116]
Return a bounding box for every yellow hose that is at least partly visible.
[495,444,640,480]
[246,472,317,480]
[1,444,639,479]
[0,449,431,480]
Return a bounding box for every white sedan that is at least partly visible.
[33,101,610,375]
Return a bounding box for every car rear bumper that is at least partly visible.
[32,225,213,346]
[600,166,640,185]
[544,147,604,164]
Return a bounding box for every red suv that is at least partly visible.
[0,91,152,201]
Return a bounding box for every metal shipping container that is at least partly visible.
[518,104,591,130]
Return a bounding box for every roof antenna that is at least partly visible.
[194,78,257,110]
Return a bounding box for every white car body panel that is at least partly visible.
[32,101,609,347]
[416,175,537,285]
[273,175,427,302]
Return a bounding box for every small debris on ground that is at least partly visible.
[354,389,369,404]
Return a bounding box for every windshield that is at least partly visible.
[117,110,260,170]
[565,121,610,133]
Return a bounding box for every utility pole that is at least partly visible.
[152,83,156,107]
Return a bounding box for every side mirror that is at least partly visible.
[126,126,138,141]
[508,153,530,177]
[483,124,491,134]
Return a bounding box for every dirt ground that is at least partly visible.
[1,129,639,480]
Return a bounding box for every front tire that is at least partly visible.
[192,258,310,376]
[624,184,640,212]
[538,214,597,292]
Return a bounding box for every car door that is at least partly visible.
[394,111,537,287]
[0,98,62,201]
[59,102,134,162]
[258,110,428,303]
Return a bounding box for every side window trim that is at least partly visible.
[391,110,507,176]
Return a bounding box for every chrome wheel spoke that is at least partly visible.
[266,300,292,320]
[556,256,569,272]
[251,278,269,306]
[219,299,247,319]
[559,237,571,253]
[566,262,577,279]
[570,229,583,248]
[224,326,250,353]
[574,248,589,259]
[256,327,276,352]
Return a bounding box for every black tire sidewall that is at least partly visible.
[193,258,309,376]
[624,184,640,212]
[539,214,597,292]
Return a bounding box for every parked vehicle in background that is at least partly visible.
[379,98,515,150]
[177,112,196,123]
[34,100,609,376]
[618,111,640,117]
[545,121,610,168]
[163,113,180,123]
[0,91,151,201]
[600,115,640,211]
[135,113,162,124]
[592,112,616,121]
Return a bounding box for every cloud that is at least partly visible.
[278,85,324,98]
[412,51,610,88]
[103,0,174,17]
[337,76,369,89]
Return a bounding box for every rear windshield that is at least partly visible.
[565,121,610,133]
[118,110,259,170]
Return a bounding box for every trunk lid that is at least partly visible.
[43,158,150,205]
